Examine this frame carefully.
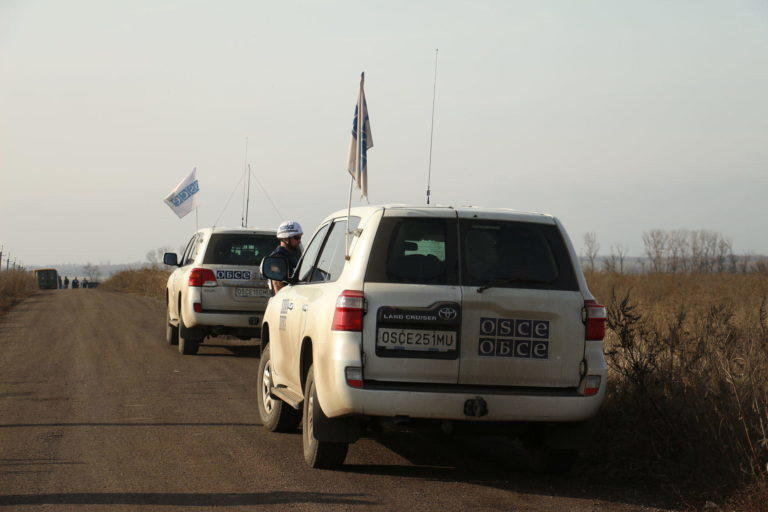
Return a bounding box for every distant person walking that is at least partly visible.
[63,277,69,289]
[58,276,63,289]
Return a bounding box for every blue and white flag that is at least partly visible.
[164,167,200,219]
[347,72,373,199]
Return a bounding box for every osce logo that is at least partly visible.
[216,270,252,280]
[170,180,199,207]
[478,317,550,359]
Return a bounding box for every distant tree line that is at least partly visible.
[582,229,767,274]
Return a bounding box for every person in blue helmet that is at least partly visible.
[268,220,303,293]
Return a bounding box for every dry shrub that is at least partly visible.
[101,267,170,300]
[0,270,37,312]
[585,272,768,504]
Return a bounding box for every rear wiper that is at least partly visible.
[476,277,553,293]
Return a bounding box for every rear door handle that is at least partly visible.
[302,304,309,312]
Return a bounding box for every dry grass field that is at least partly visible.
[0,270,37,312]
[101,267,170,299]
[102,267,767,506]
[585,272,768,508]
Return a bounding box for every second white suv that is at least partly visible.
[164,227,276,355]
[258,205,607,470]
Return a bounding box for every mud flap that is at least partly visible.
[312,396,362,443]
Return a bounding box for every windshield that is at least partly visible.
[202,234,275,266]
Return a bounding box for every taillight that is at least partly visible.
[332,290,365,331]
[188,268,218,288]
[584,300,606,340]
[345,367,363,388]
[583,375,601,396]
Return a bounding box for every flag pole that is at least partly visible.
[346,72,364,260]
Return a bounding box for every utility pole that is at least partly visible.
[5,253,10,271]
[0,245,3,272]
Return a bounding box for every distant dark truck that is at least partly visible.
[34,269,59,289]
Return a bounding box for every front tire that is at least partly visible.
[178,309,200,355]
[302,365,348,468]
[257,345,299,432]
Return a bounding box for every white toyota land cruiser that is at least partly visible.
[258,205,606,470]
[164,227,276,355]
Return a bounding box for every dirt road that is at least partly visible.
[0,290,673,511]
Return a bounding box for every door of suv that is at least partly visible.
[270,222,331,392]
[456,213,585,388]
[362,209,462,384]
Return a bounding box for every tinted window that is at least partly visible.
[366,217,458,285]
[202,234,275,265]
[311,217,361,283]
[182,235,197,266]
[459,220,578,290]
[295,223,331,282]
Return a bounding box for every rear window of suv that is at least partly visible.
[459,219,578,291]
[366,216,577,290]
[366,217,459,285]
[202,234,275,266]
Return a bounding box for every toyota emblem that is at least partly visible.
[438,306,458,321]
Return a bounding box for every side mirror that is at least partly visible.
[163,253,179,266]
[261,256,289,282]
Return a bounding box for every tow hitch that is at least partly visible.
[463,397,488,417]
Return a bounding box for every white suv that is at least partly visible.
[164,227,276,355]
[258,206,607,470]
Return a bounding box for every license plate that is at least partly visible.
[376,328,457,352]
[235,287,270,298]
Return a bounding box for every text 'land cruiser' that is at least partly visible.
[258,205,607,471]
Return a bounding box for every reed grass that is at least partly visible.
[0,270,37,312]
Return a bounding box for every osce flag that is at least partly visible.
[347,72,373,199]
[164,167,200,219]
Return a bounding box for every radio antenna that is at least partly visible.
[426,48,438,205]
[240,137,249,227]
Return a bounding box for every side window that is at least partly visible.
[295,223,331,282]
[188,235,205,264]
[310,217,360,283]
[181,235,197,266]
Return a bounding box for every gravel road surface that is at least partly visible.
[0,290,675,511]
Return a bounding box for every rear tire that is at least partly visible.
[166,310,179,346]
[178,309,200,355]
[302,365,348,468]
[257,345,300,432]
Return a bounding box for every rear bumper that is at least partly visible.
[182,289,264,328]
[313,332,606,423]
[327,382,605,422]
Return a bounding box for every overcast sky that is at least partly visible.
[1,0,766,266]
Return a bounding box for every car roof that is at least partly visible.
[322,204,556,225]
[195,226,277,236]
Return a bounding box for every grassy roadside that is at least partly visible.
[584,272,768,509]
[101,267,170,300]
[0,270,37,313]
